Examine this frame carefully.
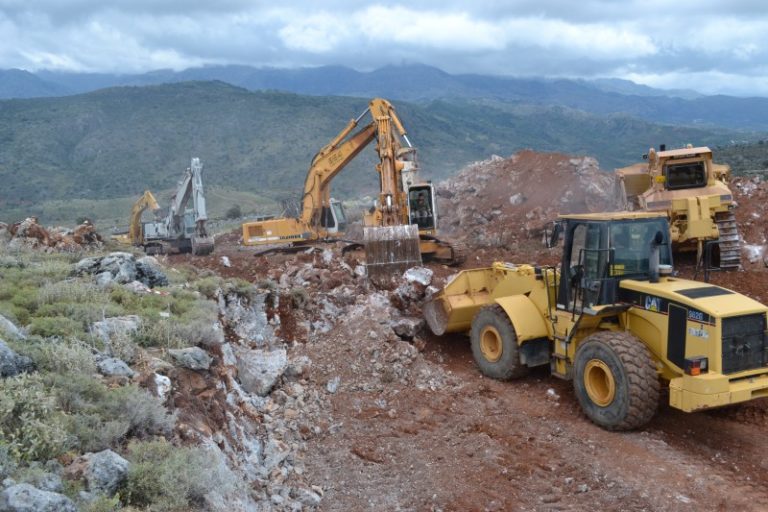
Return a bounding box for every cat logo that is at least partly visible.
[644,295,660,312]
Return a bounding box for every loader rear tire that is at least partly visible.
[573,331,659,431]
[470,305,529,380]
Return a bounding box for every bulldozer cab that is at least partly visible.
[408,184,437,231]
[557,214,672,311]
[319,198,347,234]
[663,159,707,190]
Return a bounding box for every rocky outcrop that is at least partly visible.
[169,347,213,371]
[234,347,288,396]
[0,483,77,512]
[0,340,34,378]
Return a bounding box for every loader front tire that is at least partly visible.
[470,305,529,380]
[573,331,659,431]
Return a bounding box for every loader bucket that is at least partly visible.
[364,224,422,286]
[423,298,450,335]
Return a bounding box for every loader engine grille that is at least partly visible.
[721,314,768,374]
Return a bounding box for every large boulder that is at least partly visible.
[82,449,130,496]
[0,340,34,378]
[91,316,141,343]
[169,347,213,371]
[234,347,287,396]
[96,357,135,378]
[136,256,169,287]
[0,483,77,512]
[0,315,25,340]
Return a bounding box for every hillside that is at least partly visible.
[0,81,741,223]
[6,64,768,131]
[716,140,768,174]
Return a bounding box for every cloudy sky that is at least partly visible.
[1,0,767,96]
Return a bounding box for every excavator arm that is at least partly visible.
[128,190,160,245]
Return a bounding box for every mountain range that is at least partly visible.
[2,64,767,131]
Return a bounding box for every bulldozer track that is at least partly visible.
[715,210,741,269]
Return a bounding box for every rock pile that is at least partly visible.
[75,252,168,287]
[437,151,614,249]
[3,218,103,252]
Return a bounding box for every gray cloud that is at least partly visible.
[1,1,767,95]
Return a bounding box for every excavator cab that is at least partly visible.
[319,199,347,235]
[407,184,437,231]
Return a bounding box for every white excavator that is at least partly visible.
[117,158,214,256]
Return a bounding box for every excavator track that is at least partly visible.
[446,240,468,266]
[714,210,741,269]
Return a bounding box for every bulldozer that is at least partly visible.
[241,98,463,281]
[424,211,768,430]
[614,145,739,269]
[115,158,214,255]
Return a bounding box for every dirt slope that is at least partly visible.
[169,150,768,511]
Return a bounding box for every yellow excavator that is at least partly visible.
[241,98,463,278]
[112,190,160,246]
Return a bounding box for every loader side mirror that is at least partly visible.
[545,222,563,249]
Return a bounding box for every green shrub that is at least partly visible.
[50,374,175,452]
[9,338,96,375]
[123,440,227,511]
[84,495,121,512]
[0,374,71,462]
[193,276,223,299]
[28,316,82,337]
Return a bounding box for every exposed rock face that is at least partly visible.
[390,316,425,339]
[0,483,78,512]
[0,340,34,378]
[235,347,288,396]
[169,347,213,371]
[75,252,168,287]
[219,291,277,346]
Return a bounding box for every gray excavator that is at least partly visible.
[140,157,214,255]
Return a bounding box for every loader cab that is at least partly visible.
[319,199,347,234]
[408,184,437,231]
[556,214,672,310]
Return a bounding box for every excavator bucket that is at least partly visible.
[363,224,422,285]
[191,236,215,256]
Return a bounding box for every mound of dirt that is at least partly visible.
[436,151,614,251]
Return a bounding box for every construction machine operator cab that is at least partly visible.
[556,214,673,311]
[319,199,347,235]
[408,185,437,231]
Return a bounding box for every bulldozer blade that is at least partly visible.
[423,298,449,336]
[364,224,422,285]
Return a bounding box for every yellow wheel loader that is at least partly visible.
[615,145,739,269]
[425,211,768,430]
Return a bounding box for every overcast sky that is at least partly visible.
[1,0,767,96]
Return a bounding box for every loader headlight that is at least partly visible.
[684,356,709,376]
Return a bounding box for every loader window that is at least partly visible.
[609,219,672,277]
[665,161,706,190]
[560,222,607,309]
